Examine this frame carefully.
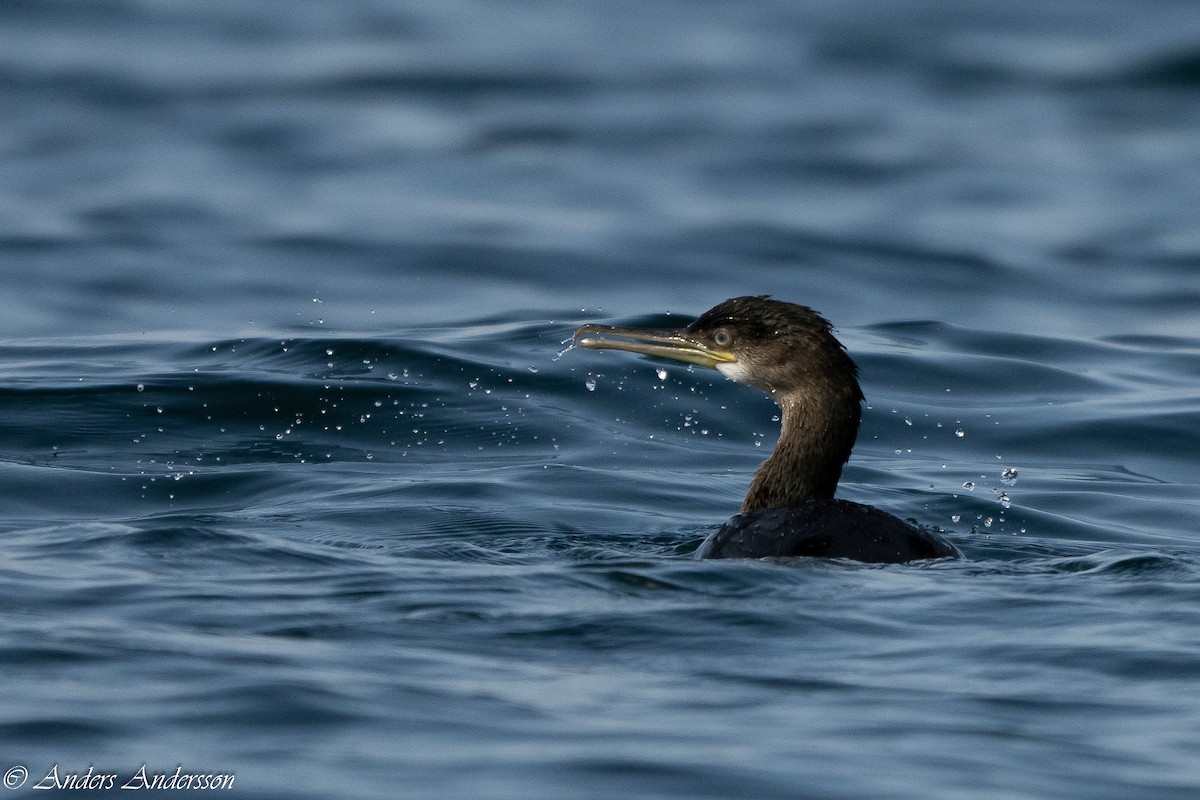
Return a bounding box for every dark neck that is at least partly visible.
[740,388,861,511]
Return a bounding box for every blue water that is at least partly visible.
[3,1,1200,798]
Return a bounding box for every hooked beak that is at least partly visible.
[573,323,738,370]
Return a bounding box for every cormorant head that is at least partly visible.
[575,296,866,507]
[574,295,861,402]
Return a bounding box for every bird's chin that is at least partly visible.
[715,360,752,383]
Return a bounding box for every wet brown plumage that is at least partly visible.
[574,295,958,563]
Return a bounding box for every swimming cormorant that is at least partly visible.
[574,295,958,563]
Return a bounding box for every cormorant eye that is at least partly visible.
[713,328,733,347]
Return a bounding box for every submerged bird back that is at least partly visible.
[696,500,958,563]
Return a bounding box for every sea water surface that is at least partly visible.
[2,1,1200,798]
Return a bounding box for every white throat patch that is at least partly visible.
[715,360,752,384]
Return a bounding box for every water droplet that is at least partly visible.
[527,365,538,374]
[951,514,961,523]
[656,367,668,381]
[136,384,145,392]
[1001,467,1019,485]
[584,377,597,392]
[955,428,965,438]
[904,417,913,426]
[962,481,975,491]
[999,492,1011,509]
